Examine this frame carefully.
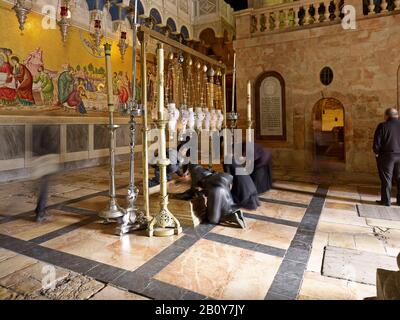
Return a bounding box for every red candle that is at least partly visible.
[60,6,68,17]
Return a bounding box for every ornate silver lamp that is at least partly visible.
[99,0,124,222]
[116,0,148,235]
[58,0,71,43]
[12,0,32,32]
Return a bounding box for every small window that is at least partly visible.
[320,66,334,86]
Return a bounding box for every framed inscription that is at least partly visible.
[255,71,286,140]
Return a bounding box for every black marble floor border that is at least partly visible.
[265,185,328,300]
[0,232,209,300]
[29,216,99,244]
[259,197,309,209]
[243,212,299,228]
[0,183,327,300]
[0,184,129,225]
[203,232,286,257]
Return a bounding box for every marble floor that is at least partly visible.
[0,162,398,300]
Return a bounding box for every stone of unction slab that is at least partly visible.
[322,246,398,285]
[136,194,206,227]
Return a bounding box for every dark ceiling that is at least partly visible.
[224,0,248,11]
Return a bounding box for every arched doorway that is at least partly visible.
[313,98,345,165]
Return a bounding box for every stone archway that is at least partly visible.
[312,98,345,166]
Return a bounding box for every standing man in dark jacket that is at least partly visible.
[373,108,400,206]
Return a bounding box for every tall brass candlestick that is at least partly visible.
[247,79,253,143]
[208,67,215,109]
[231,53,236,113]
[147,43,182,237]
[247,80,252,123]
[222,71,227,128]
[196,61,202,106]
[100,42,124,221]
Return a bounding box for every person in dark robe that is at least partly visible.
[223,140,273,209]
[373,107,400,206]
[10,56,34,105]
[250,143,273,194]
[175,164,246,228]
[223,156,260,210]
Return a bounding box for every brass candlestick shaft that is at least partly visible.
[147,43,182,237]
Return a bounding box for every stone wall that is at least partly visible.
[234,11,400,176]
[0,117,141,182]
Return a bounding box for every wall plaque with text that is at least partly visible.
[255,71,286,140]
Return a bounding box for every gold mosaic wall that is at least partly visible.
[0,3,137,116]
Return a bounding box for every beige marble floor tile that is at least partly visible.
[213,218,297,250]
[0,195,37,216]
[50,188,99,202]
[260,189,312,205]
[68,196,113,212]
[298,271,376,300]
[43,223,181,271]
[320,202,368,227]
[0,248,17,263]
[0,261,70,297]
[318,221,373,236]
[155,239,282,300]
[90,285,149,300]
[0,255,37,279]
[272,180,318,194]
[48,184,81,196]
[354,234,386,255]
[248,201,306,223]
[326,185,361,204]
[0,210,86,240]
[41,274,105,300]
[328,233,356,250]
[307,231,329,273]
[381,229,400,250]
[366,218,400,230]
[385,246,400,257]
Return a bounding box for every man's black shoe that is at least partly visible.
[375,200,391,206]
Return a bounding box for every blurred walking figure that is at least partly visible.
[373,108,400,206]
[30,125,60,221]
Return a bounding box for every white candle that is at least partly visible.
[157,43,164,120]
[247,80,251,122]
[104,43,114,112]
[231,52,236,113]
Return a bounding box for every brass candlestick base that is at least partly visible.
[247,120,253,129]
